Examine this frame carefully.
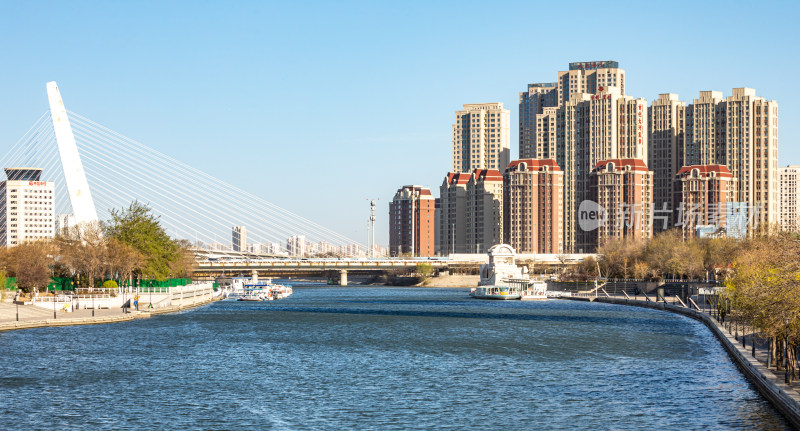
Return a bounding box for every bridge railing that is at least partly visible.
[196,258,453,267]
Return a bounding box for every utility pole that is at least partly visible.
[366,199,378,258]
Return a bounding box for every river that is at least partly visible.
[0,287,791,429]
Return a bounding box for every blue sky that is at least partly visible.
[0,0,797,246]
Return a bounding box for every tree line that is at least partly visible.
[1,201,195,293]
[592,229,741,281]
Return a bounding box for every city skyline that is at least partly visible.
[0,1,797,246]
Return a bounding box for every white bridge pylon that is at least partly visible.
[46,81,98,225]
[0,82,366,256]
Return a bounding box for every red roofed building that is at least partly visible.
[674,165,737,236]
[588,159,653,247]
[466,169,504,253]
[390,185,436,257]
[503,159,563,254]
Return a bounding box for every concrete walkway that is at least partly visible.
[0,296,219,332]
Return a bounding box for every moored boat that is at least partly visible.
[224,277,292,301]
[470,244,547,300]
[470,285,522,300]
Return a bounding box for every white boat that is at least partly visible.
[223,279,247,300]
[238,287,272,301]
[520,280,547,301]
[268,283,293,299]
[470,244,547,301]
[224,277,292,301]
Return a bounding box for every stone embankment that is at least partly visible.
[0,285,221,333]
[415,274,479,288]
[565,295,800,428]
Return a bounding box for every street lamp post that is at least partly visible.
[410,189,415,258]
[89,281,94,317]
[785,318,791,385]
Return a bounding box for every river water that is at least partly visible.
[0,287,791,430]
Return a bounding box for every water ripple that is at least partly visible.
[0,287,791,430]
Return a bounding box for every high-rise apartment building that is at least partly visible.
[520,61,625,160]
[557,61,625,107]
[725,88,779,228]
[452,103,510,173]
[685,91,727,167]
[503,159,563,254]
[674,165,737,236]
[682,88,779,230]
[287,235,306,257]
[232,225,246,252]
[779,165,800,231]
[0,167,55,247]
[518,62,644,252]
[563,88,649,252]
[465,169,504,254]
[389,185,435,257]
[519,61,780,247]
[648,93,686,226]
[519,83,558,159]
[588,159,653,247]
[438,173,469,254]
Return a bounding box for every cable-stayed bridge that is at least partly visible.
[1,82,370,259]
[1,83,592,284]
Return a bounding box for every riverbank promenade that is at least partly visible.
[0,286,220,332]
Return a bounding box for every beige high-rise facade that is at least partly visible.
[466,169,503,254]
[438,172,470,254]
[779,165,800,232]
[557,61,625,107]
[452,103,510,173]
[519,83,558,159]
[682,88,780,229]
[519,61,625,160]
[503,159,563,254]
[685,91,726,167]
[515,64,780,250]
[648,93,686,226]
[562,87,648,252]
[518,61,644,252]
[725,88,779,228]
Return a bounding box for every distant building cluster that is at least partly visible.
[216,228,387,258]
[389,60,795,256]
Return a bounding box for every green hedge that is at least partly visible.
[137,278,192,287]
[2,277,194,291]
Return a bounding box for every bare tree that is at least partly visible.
[7,241,53,293]
[56,222,107,290]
